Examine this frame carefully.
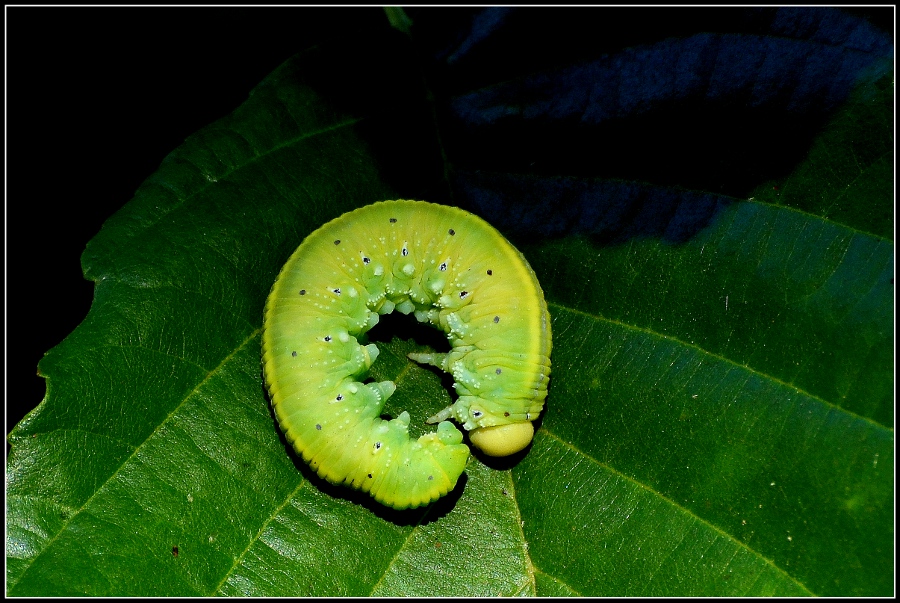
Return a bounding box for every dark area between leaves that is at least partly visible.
[6,6,387,443]
[6,6,892,448]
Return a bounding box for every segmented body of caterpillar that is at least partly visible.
[262,200,551,509]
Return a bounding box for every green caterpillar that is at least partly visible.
[261,200,551,509]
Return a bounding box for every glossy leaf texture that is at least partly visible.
[7,8,893,597]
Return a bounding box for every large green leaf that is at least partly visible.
[7,9,893,597]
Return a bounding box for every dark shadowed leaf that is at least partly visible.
[7,8,893,597]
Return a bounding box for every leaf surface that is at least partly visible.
[7,8,893,597]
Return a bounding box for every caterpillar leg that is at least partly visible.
[366,380,396,415]
[407,351,447,369]
[425,404,454,425]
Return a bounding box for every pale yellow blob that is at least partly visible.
[469,422,534,457]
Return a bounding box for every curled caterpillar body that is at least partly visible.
[262,200,552,509]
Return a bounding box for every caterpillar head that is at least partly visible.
[468,422,534,457]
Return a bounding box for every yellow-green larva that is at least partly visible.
[261,200,551,509]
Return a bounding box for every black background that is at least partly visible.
[6,7,387,438]
[6,6,893,442]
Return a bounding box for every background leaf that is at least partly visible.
[7,7,893,597]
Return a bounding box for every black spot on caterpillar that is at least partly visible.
[262,200,552,510]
